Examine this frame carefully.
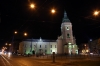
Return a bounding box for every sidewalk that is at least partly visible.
[29,56,79,66]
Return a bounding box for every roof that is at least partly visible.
[62,11,70,23]
[23,39,56,42]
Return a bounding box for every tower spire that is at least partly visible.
[62,10,70,22]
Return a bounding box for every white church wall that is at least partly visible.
[18,11,78,55]
[19,41,57,55]
[57,38,63,54]
[50,42,57,54]
[19,42,24,54]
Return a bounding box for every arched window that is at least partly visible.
[67,33,70,38]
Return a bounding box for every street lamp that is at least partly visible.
[5,43,8,45]
[24,32,27,36]
[51,9,56,14]
[14,31,17,34]
[30,3,35,9]
[93,11,100,16]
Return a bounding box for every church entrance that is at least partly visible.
[64,44,68,54]
[39,49,43,55]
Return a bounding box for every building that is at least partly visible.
[88,38,100,54]
[18,11,78,55]
[79,43,90,55]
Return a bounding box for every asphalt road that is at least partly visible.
[0,54,57,66]
[1,54,100,66]
[0,54,28,66]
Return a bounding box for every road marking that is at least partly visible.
[1,57,6,66]
[1,55,13,66]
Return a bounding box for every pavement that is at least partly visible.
[2,54,100,66]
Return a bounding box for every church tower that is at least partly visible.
[57,11,78,55]
[61,11,74,44]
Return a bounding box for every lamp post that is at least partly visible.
[11,31,28,54]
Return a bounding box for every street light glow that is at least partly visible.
[30,3,35,9]
[5,43,8,45]
[94,11,99,16]
[9,44,11,46]
[51,9,55,14]
[24,32,27,36]
[14,31,17,34]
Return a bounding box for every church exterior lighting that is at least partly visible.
[18,11,78,55]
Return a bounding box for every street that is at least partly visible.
[0,54,100,66]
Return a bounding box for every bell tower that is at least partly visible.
[57,11,78,54]
[61,11,74,44]
[61,11,74,54]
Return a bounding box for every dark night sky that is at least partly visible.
[0,0,100,48]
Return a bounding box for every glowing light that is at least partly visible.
[86,50,89,52]
[14,31,17,34]
[84,44,86,46]
[94,11,99,16]
[90,39,92,41]
[52,50,55,52]
[9,44,11,46]
[40,37,42,41]
[24,32,27,36]
[51,9,56,14]
[5,43,8,45]
[30,4,35,8]
[0,52,2,54]
[8,52,11,57]
[4,53,7,55]
[68,42,71,44]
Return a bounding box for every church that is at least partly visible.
[18,11,78,55]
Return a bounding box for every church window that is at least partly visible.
[55,45,56,48]
[51,45,52,48]
[45,50,47,52]
[51,50,52,52]
[66,27,69,30]
[67,34,70,38]
[40,45,41,48]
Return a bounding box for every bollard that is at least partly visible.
[52,52,55,63]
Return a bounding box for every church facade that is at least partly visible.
[18,11,78,55]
